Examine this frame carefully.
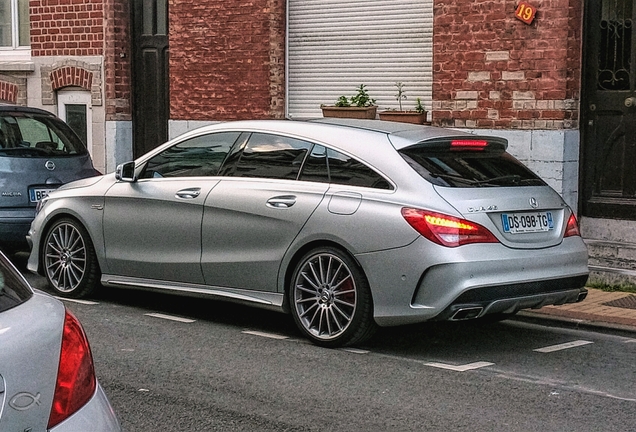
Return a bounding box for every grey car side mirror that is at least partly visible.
[115,161,137,182]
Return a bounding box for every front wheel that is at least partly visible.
[289,247,376,348]
[43,218,100,298]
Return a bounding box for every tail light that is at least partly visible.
[564,213,581,237]
[402,208,499,247]
[48,310,97,429]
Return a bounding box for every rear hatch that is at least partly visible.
[399,136,572,249]
[0,110,98,211]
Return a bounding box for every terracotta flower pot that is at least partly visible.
[378,110,427,124]
[321,105,378,119]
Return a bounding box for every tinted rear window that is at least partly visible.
[0,112,88,158]
[0,253,33,313]
[400,146,546,188]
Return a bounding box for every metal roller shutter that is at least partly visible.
[287,0,433,119]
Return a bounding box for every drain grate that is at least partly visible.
[603,295,636,310]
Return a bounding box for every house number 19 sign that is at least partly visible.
[515,2,537,25]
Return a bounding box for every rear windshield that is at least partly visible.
[0,253,33,313]
[400,146,546,188]
[0,112,88,158]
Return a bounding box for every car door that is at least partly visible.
[102,132,241,284]
[200,133,329,292]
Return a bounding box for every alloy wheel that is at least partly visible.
[293,252,357,341]
[45,222,88,293]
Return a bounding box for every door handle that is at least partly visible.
[267,195,296,208]
[625,97,636,107]
[175,188,201,199]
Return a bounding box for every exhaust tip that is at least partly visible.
[450,307,483,321]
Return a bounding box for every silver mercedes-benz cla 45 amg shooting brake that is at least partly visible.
[27,119,589,347]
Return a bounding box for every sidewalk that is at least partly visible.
[518,288,636,334]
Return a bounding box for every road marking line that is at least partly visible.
[534,340,593,353]
[144,313,195,323]
[242,330,289,340]
[624,339,636,344]
[424,361,494,372]
[54,297,99,305]
[342,348,370,354]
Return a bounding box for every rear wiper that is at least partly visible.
[472,175,522,185]
[430,173,479,184]
[431,173,524,187]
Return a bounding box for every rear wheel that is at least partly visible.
[43,218,100,298]
[289,247,376,348]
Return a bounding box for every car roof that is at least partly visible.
[0,103,57,117]
[188,118,507,151]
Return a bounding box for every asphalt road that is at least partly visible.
[16,258,636,432]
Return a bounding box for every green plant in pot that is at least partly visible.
[379,82,427,124]
[321,84,378,119]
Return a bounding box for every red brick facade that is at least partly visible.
[432,0,581,130]
[103,0,131,120]
[28,0,131,121]
[30,0,105,56]
[0,81,18,104]
[169,0,286,120]
[49,65,93,90]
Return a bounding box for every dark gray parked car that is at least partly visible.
[0,104,100,252]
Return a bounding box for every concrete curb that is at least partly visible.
[515,310,636,337]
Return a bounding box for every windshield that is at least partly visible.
[0,253,33,313]
[0,112,88,158]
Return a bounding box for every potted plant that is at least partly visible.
[321,84,378,119]
[378,82,427,124]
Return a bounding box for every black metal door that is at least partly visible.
[131,0,169,158]
[582,0,636,220]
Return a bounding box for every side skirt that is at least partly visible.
[101,274,286,313]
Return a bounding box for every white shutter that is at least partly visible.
[287,0,434,118]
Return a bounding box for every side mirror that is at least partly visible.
[115,161,137,182]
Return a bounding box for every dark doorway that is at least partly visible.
[131,0,169,158]
[581,0,636,220]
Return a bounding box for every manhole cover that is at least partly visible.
[603,295,636,310]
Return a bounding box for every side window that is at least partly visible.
[229,133,313,180]
[327,148,392,190]
[299,144,329,183]
[141,132,241,178]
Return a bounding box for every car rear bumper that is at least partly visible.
[356,236,589,326]
[50,383,121,432]
[0,209,34,248]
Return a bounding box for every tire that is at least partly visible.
[289,247,376,348]
[42,218,100,298]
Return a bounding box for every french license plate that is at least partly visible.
[29,187,57,203]
[501,211,554,234]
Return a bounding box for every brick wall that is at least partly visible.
[0,80,18,104]
[30,0,105,56]
[103,0,131,121]
[169,0,286,120]
[432,0,582,130]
